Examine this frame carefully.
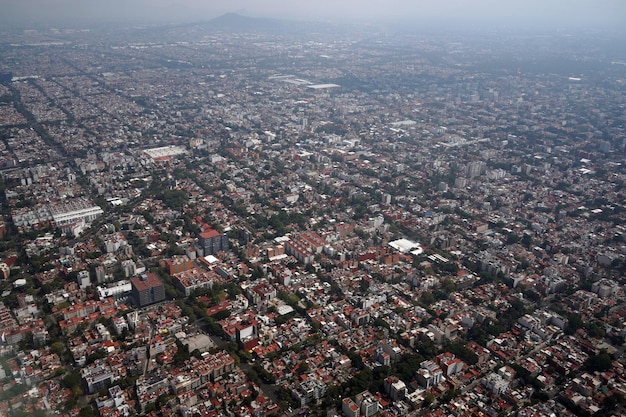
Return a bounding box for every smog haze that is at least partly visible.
[1,0,625,29]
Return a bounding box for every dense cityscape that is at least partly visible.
[0,13,625,417]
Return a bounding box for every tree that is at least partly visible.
[585,321,606,338]
[441,278,456,293]
[246,368,259,384]
[62,369,82,391]
[565,313,584,335]
[446,341,478,365]
[50,341,65,355]
[585,351,612,372]
[531,390,550,403]
[79,406,97,417]
[420,291,435,306]
[603,392,626,411]
[423,392,436,407]
[347,351,364,370]
[394,353,425,382]
[441,388,459,404]
[253,364,276,384]
[297,361,310,374]
[173,340,191,366]
[521,233,533,248]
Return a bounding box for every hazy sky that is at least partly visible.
[2,0,625,27]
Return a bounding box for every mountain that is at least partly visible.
[207,13,291,33]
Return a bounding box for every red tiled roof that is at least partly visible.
[200,229,221,239]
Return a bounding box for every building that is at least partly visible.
[95,265,107,284]
[436,352,465,376]
[131,273,165,307]
[416,360,443,389]
[384,377,406,402]
[0,262,10,279]
[82,366,114,394]
[173,267,216,296]
[342,398,360,417]
[284,232,327,264]
[97,281,132,300]
[49,198,104,228]
[250,282,277,305]
[77,270,91,289]
[198,228,229,256]
[121,260,136,278]
[143,145,186,162]
[466,161,485,178]
[292,378,327,407]
[236,318,259,351]
[163,255,194,275]
[483,372,509,395]
[355,391,379,417]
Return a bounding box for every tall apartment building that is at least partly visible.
[198,228,229,256]
[131,273,165,307]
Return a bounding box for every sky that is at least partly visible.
[1,0,625,28]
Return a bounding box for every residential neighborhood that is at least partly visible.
[0,13,625,417]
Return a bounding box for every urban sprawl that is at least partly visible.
[0,18,625,417]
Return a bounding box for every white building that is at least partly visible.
[50,199,104,227]
[483,372,509,395]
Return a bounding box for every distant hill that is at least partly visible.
[199,12,355,35]
[72,13,361,43]
[205,12,291,33]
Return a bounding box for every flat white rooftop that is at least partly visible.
[389,238,421,253]
[308,84,340,89]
